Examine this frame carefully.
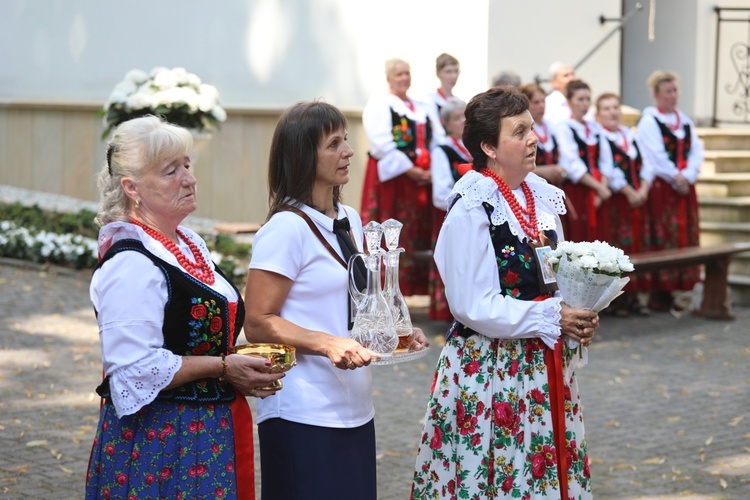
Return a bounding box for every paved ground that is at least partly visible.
[0,261,748,499]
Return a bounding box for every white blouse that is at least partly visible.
[431,139,471,211]
[636,106,704,186]
[556,118,622,189]
[249,203,374,429]
[362,93,445,182]
[90,222,238,418]
[434,171,565,349]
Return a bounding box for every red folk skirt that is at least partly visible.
[360,157,432,296]
[646,178,701,291]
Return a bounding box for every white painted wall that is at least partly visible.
[487,0,623,101]
[622,0,750,125]
[0,0,489,110]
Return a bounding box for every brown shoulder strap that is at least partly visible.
[280,205,347,268]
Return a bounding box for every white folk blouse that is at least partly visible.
[90,222,237,417]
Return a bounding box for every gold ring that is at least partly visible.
[250,388,258,397]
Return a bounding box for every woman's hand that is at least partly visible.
[559,303,598,346]
[405,167,431,186]
[404,327,430,351]
[324,336,378,370]
[224,353,284,399]
[674,173,690,196]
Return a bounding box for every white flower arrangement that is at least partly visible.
[548,240,634,277]
[0,221,98,269]
[548,240,633,381]
[101,67,227,139]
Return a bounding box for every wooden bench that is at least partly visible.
[629,242,750,320]
[415,242,750,320]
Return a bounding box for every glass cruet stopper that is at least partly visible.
[380,219,414,351]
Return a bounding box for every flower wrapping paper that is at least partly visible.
[554,252,631,382]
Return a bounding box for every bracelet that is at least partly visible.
[218,353,228,382]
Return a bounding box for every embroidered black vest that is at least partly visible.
[653,117,692,168]
[389,108,433,165]
[95,239,244,404]
[608,138,643,188]
[439,145,467,182]
[447,200,558,339]
[570,127,600,173]
[536,135,560,165]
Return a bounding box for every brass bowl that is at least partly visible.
[229,343,296,391]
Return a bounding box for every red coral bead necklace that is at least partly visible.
[131,219,215,284]
[480,168,539,240]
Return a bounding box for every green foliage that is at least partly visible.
[0,203,98,239]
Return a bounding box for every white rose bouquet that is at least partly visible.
[101,67,227,139]
[547,240,634,381]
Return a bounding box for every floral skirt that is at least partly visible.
[86,399,242,499]
[412,334,591,499]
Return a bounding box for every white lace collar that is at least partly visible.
[98,221,215,270]
[448,170,566,242]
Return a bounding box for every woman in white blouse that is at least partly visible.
[360,58,444,296]
[86,116,280,499]
[412,86,598,499]
[556,79,615,243]
[636,71,704,311]
[246,101,429,500]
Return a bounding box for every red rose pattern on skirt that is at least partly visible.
[412,334,591,499]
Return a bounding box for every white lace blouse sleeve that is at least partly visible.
[555,123,588,183]
[430,147,454,211]
[434,198,562,348]
[363,96,414,182]
[90,251,182,418]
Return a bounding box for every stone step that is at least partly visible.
[729,253,750,276]
[696,173,750,197]
[729,274,750,306]
[700,221,750,245]
[701,151,750,174]
[698,196,750,222]
[697,127,750,151]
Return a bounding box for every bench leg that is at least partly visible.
[695,256,734,320]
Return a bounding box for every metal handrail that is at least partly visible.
[534,2,643,85]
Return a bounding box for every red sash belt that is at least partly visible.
[544,341,569,500]
[587,144,601,240]
[533,295,569,499]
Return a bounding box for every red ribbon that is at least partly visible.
[534,295,569,498]
[676,139,688,247]
[545,341,569,499]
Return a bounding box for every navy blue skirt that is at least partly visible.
[258,418,376,500]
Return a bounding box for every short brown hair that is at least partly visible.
[463,86,529,170]
[565,79,591,100]
[647,70,679,94]
[595,92,621,113]
[267,102,348,218]
[520,83,546,101]
[436,53,459,72]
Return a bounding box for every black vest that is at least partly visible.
[94,239,244,404]
[653,117,692,168]
[607,137,643,188]
[388,108,434,164]
[438,144,468,182]
[570,126,600,173]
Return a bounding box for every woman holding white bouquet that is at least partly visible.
[412,86,599,499]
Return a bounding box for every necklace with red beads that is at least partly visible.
[480,168,539,240]
[131,219,215,284]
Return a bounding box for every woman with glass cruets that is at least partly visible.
[244,101,428,500]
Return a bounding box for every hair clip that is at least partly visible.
[106,145,115,175]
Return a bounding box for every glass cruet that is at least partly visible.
[381,218,414,352]
[347,221,399,356]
